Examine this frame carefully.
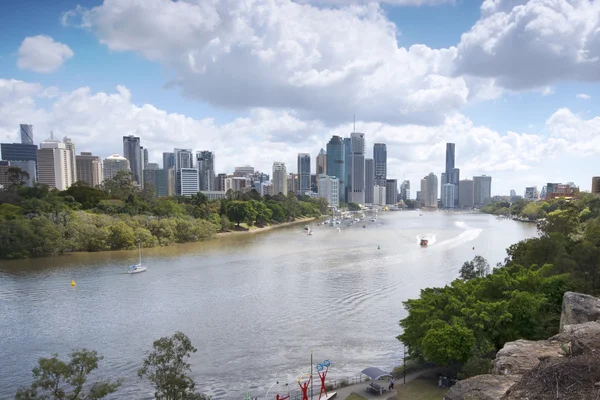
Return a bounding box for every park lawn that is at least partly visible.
[395,376,448,400]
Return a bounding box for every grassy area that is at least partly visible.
[394,376,447,400]
[345,394,367,400]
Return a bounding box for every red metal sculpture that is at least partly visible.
[298,376,311,400]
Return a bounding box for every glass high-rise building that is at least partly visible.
[20,124,33,145]
[326,135,346,203]
[196,150,215,191]
[373,143,387,187]
[123,135,143,186]
[348,132,366,205]
[297,153,311,195]
[365,158,374,204]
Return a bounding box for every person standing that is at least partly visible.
[389,377,395,391]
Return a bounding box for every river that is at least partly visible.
[0,211,537,399]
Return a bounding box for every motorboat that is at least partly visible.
[307,229,313,235]
[420,237,429,246]
[128,243,147,274]
[304,225,310,230]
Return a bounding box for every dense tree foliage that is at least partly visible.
[15,349,122,400]
[399,193,600,377]
[139,332,209,400]
[0,170,326,259]
[16,333,209,399]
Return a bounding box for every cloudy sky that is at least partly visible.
[1,0,599,196]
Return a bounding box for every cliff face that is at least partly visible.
[444,292,600,400]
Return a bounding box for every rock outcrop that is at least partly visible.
[444,292,600,400]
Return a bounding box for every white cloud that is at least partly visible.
[60,0,496,126]
[294,0,454,5]
[17,35,74,73]
[576,93,591,100]
[455,0,600,90]
[1,79,598,195]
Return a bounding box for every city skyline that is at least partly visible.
[1,1,600,194]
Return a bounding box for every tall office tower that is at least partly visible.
[1,136,38,186]
[76,152,103,187]
[63,137,77,185]
[103,154,130,180]
[215,173,227,191]
[37,132,74,190]
[441,183,455,209]
[142,147,149,170]
[385,179,398,205]
[420,177,428,206]
[20,124,33,145]
[326,135,346,203]
[146,163,159,170]
[163,152,175,169]
[348,132,366,204]
[272,162,287,195]
[364,158,374,204]
[318,174,340,208]
[459,179,474,209]
[316,148,327,176]
[297,153,311,194]
[174,148,194,196]
[473,175,492,206]
[197,150,215,191]
[445,143,455,183]
[123,135,143,186]
[424,173,438,207]
[400,180,410,201]
[344,137,352,201]
[373,143,387,187]
[510,189,517,197]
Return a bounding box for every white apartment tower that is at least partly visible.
[103,154,131,180]
[272,162,287,195]
[318,174,339,208]
[37,132,75,190]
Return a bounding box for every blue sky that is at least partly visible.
[1,0,599,194]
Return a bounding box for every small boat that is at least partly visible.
[307,230,313,236]
[128,243,147,274]
[420,237,429,246]
[304,225,310,230]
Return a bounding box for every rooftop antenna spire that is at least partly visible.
[49,130,55,140]
[353,114,356,133]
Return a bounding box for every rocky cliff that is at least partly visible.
[444,291,600,400]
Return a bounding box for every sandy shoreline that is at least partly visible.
[216,216,319,237]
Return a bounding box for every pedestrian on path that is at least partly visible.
[389,378,395,391]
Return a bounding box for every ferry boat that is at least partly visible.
[420,237,429,246]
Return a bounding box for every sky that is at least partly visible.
[1,0,600,196]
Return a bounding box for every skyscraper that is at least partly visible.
[349,132,365,205]
[316,149,327,176]
[373,143,387,187]
[103,154,130,180]
[76,152,103,187]
[297,153,311,194]
[424,173,438,207]
[196,151,215,191]
[63,137,77,185]
[20,124,33,145]
[473,175,492,206]
[37,132,74,190]
[174,148,194,196]
[401,180,410,201]
[326,135,346,203]
[385,179,397,205]
[163,152,175,169]
[442,183,455,209]
[365,158,374,204]
[445,143,455,182]
[123,135,143,186]
[272,162,287,195]
[344,137,352,201]
[459,179,474,209]
[318,174,339,208]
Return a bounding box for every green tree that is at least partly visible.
[225,201,256,226]
[5,166,30,190]
[520,202,542,220]
[405,199,415,209]
[347,202,361,211]
[100,171,138,199]
[421,323,476,365]
[15,349,122,400]
[250,200,272,225]
[459,255,490,280]
[139,332,208,400]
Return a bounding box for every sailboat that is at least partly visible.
[128,242,147,274]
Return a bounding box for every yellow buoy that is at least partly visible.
[71,280,76,287]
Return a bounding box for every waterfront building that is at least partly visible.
[348,132,366,205]
[272,162,287,195]
[76,152,103,187]
[373,143,387,187]
[37,133,75,190]
[103,154,130,181]
[123,135,143,186]
[318,174,339,208]
[297,153,311,194]
[365,158,375,204]
[524,186,539,201]
[326,135,346,203]
[373,185,387,206]
[473,175,492,206]
[197,150,216,191]
[316,148,327,178]
[442,183,455,209]
[459,179,474,209]
[179,168,199,196]
[385,179,397,205]
[424,173,438,208]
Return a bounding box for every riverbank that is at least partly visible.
[216,216,319,237]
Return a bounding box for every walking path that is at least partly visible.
[331,368,438,400]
